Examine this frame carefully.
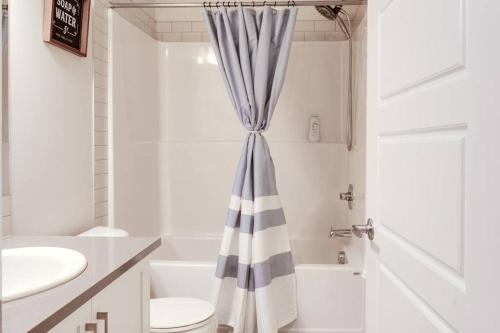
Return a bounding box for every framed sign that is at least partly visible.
[43,0,91,57]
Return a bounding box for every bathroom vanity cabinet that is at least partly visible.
[50,258,150,333]
[2,237,161,333]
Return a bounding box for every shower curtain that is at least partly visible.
[203,6,298,333]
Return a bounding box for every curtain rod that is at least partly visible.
[108,0,367,9]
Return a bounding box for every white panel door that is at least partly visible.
[366,0,500,332]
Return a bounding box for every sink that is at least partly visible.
[2,247,88,302]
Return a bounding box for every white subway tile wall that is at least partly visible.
[155,19,361,42]
[93,0,109,225]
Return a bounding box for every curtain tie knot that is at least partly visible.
[249,130,264,134]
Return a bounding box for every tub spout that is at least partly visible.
[329,226,352,238]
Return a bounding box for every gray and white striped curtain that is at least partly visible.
[204,6,298,333]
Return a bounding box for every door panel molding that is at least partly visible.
[378,225,466,291]
[378,130,466,273]
[378,0,466,100]
[378,263,459,333]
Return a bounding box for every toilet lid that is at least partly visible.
[150,298,215,329]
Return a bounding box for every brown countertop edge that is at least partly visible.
[27,237,162,333]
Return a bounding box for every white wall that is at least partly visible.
[111,12,160,236]
[9,1,94,235]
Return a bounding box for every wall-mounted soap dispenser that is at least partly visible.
[308,115,321,142]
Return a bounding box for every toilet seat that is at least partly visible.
[150,298,217,333]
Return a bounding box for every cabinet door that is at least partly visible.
[91,259,150,333]
[49,301,92,333]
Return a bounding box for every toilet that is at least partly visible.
[77,226,129,237]
[150,297,217,333]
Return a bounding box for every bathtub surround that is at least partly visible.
[97,4,365,231]
[204,7,298,332]
[110,15,364,333]
[111,19,351,247]
[109,7,366,333]
[110,12,160,237]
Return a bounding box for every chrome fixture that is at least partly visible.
[352,218,375,240]
[339,184,354,209]
[338,251,347,264]
[329,226,352,238]
[329,218,375,240]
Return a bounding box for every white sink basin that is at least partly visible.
[2,247,88,302]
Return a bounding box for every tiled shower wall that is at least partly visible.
[154,18,362,42]
[108,6,365,42]
[93,0,110,225]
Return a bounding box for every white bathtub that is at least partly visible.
[150,236,364,333]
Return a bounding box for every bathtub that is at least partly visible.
[150,236,365,333]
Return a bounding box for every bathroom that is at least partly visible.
[2,1,500,333]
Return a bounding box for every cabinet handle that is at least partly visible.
[97,312,109,333]
[85,323,97,333]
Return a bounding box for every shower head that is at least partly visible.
[314,5,343,20]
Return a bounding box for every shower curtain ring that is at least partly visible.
[287,1,290,7]
[263,1,267,6]
[274,1,277,6]
[253,1,255,7]
[216,2,220,8]
[203,1,206,7]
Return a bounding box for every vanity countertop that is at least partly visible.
[2,236,161,333]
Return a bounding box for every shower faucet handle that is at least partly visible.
[339,184,354,210]
[351,218,375,241]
